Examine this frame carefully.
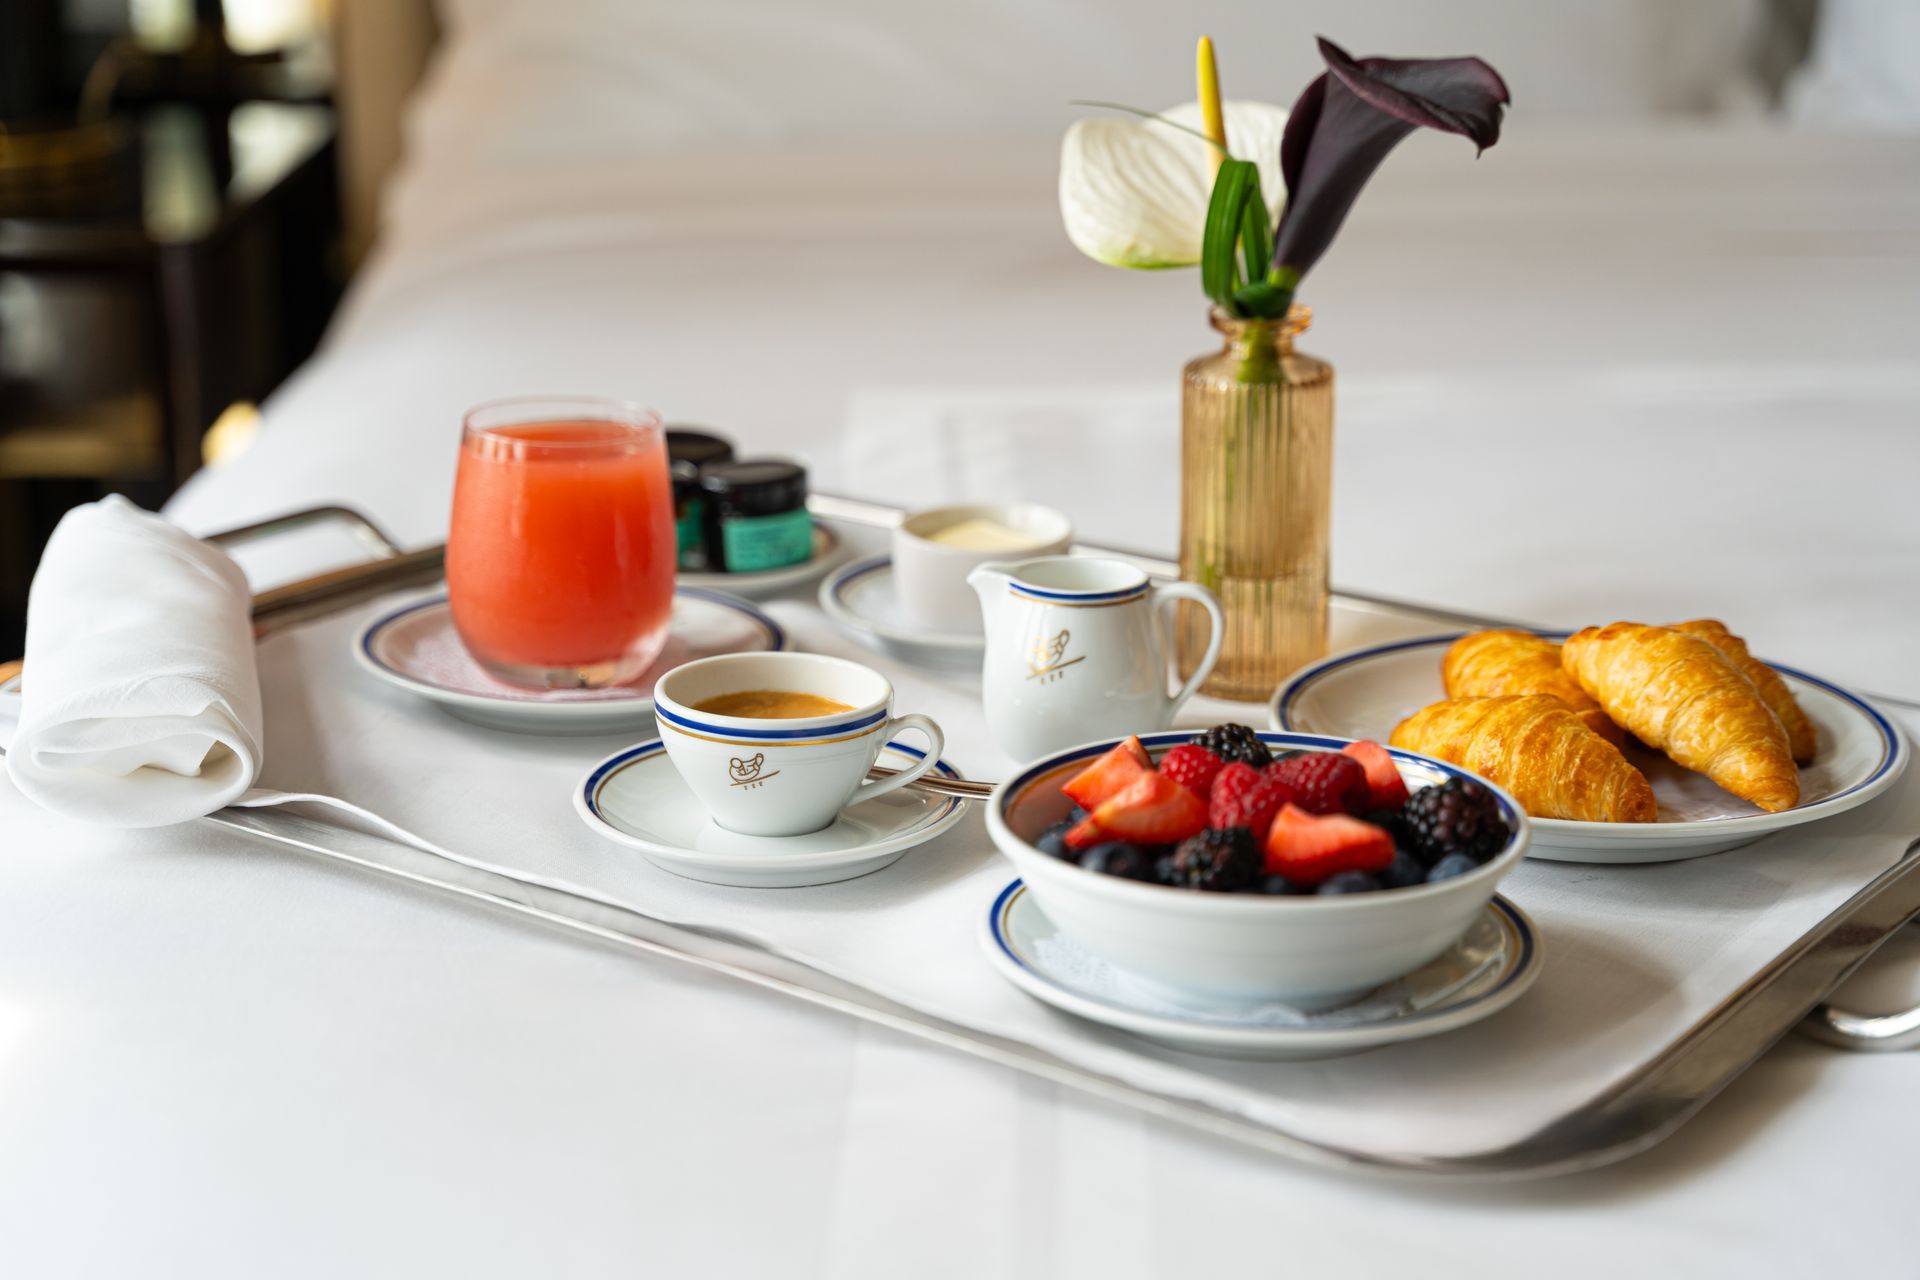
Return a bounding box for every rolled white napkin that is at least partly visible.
[0,496,263,827]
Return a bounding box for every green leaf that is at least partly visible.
[1201,159,1258,309]
[1231,280,1294,319]
[1238,189,1272,287]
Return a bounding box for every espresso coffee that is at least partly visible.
[693,690,855,719]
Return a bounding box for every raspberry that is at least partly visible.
[1159,744,1225,798]
[1268,751,1370,816]
[1189,723,1271,767]
[1207,762,1296,842]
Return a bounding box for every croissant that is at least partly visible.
[1389,695,1656,822]
[1561,622,1798,813]
[1671,619,1816,764]
[1441,629,1623,745]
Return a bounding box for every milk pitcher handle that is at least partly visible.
[1152,582,1224,715]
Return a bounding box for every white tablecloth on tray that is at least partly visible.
[5,130,1920,1276]
[176,527,1920,1167]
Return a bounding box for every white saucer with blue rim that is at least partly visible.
[354,588,788,735]
[982,881,1541,1060]
[1271,632,1909,864]
[574,738,968,887]
[678,523,843,598]
[818,555,984,670]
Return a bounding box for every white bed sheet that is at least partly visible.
[8,124,1918,1274]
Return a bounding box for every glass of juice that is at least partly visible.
[447,397,676,689]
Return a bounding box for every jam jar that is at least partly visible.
[699,459,812,573]
[666,428,734,571]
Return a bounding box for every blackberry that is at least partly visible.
[1397,778,1507,866]
[1078,842,1160,881]
[1189,723,1271,768]
[1165,827,1261,892]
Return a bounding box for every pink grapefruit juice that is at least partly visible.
[446,414,675,683]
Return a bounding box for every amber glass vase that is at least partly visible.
[1177,305,1334,701]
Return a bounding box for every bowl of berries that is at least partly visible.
[984,723,1530,1008]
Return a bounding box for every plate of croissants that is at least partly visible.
[1271,621,1907,863]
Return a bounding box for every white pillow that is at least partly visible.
[412,0,1771,168]
[1788,0,1920,129]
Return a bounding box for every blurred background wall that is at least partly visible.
[2,0,1915,655]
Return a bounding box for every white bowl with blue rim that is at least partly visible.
[354,588,787,735]
[1269,632,1910,864]
[984,730,1531,1009]
[981,879,1541,1059]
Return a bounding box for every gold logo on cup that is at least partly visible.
[1026,628,1085,683]
[728,752,781,788]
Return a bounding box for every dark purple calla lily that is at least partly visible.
[1270,37,1510,286]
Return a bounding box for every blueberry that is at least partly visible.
[1317,871,1380,895]
[1078,841,1159,881]
[1426,853,1480,883]
[1035,821,1074,859]
[1259,873,1310,895]
[1378,851,1427,890]
[1067,805,1092,824]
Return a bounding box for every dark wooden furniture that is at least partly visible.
[0,101,339,651]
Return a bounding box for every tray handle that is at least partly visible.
[1799,999,1920,1051]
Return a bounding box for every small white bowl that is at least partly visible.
[984,730,1531,1009]
[892,502,1072,634]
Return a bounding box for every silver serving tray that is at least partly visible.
[147,500,1920,1177]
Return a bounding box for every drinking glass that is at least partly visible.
[446,397,676,689]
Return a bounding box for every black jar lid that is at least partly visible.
[670,458,704,498]
[666,427,735,470]
[699,459,808,517]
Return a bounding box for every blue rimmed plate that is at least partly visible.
[354,589,788,736]
[574,739,968,887]
[982,880,1541,1060]
[1271,633,1909,863]
[818,555,984,669]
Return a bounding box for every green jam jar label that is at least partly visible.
[721,509,812,573]
[675,499,706,570]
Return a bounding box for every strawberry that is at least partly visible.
[1263,805,1396,884]
[1159,743,1225,799]
[1268,750,1370,816]
[1208,762,1296,842]
[1061,736,1153,811]
[1089,771,1208,845]
[1062,813,1109,851]
[1339,739,1410,810]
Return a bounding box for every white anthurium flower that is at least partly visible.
[1059,100,1289,270]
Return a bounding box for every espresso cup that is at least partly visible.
[892,502,1072,635]
[653,652,946,836]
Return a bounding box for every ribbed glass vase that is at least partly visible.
[1177,305,1333,701]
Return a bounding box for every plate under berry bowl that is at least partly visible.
[984,730,1530,1010]
[982,879,1540,1059]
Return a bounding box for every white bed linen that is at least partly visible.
[5,126,1918,1275]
